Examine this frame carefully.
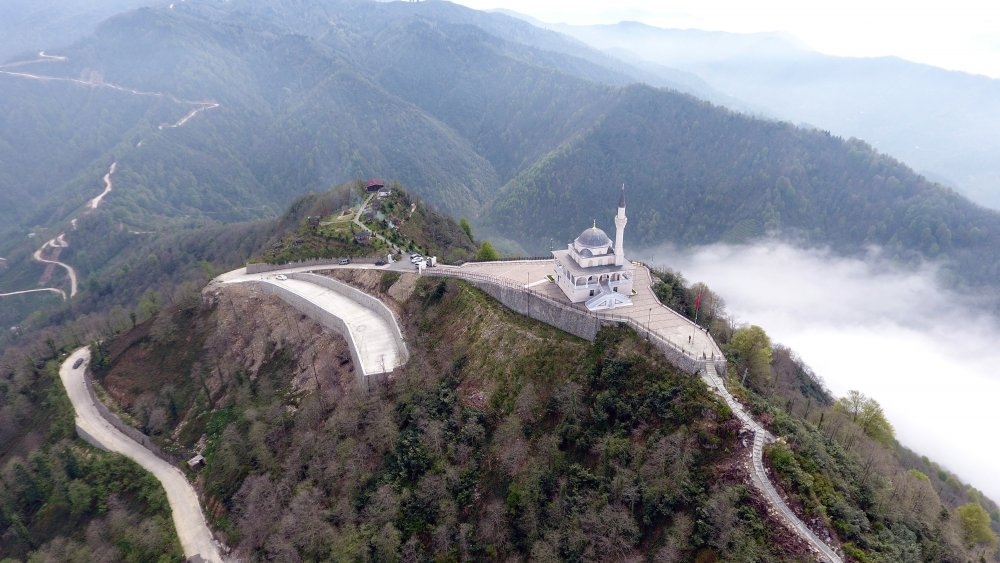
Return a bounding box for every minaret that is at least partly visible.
[614,183,627,266]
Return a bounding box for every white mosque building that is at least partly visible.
[552,185,635,311]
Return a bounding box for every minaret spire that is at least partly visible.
[614,183,627,266]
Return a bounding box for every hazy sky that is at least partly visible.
[452,0,1000,78]
[648,240,1000,504]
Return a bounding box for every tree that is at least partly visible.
[476,240,500,261]
[728,325,772,384]
[688,282,724,328]
[835,390,895,445]
[459,217,473,242]
[956,502,998,557]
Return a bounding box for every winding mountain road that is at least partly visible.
[32,236,78,298]
[89,161,117,209]
[0,287,67,300]
[59,347,224,562]
[0,48,218,302]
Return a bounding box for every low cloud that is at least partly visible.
[645,240,1000,503]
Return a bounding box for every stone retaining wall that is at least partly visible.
[81,367,179,464]
[244,281,373,388]
[464,279,602,341]
[429,269,724,376]
[289,272,409,368]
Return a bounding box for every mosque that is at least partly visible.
[551,185,634,311]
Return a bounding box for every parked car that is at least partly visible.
[275,274,287,280]
[72,358,84,369]
[339,258,350,265]
[375,259,387,266]
[410,254,423,264]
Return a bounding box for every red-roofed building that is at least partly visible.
[366,179,385,192]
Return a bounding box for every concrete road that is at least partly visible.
[217,270,407,376]
[274,276,405,375]
[59,347,224,562]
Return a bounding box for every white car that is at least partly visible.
[410,254,423,264]
[275,274,287,280]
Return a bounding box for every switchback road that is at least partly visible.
[59,347,224,562]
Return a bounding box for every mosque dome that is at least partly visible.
[575,226,612,248]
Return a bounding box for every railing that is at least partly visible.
[427,267,720,374]
[462,255,553,263]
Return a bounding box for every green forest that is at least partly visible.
[2,0,1000,560]
[71,266,1000,561]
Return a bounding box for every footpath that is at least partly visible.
[425,259,843,562]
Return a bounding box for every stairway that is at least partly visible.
[585,280,632,311]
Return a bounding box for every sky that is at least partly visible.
[451,0,1000,78]
[646,240,1000,504]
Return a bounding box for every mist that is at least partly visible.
[646,240,1000,503]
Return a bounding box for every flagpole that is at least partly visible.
[691,291,701,344]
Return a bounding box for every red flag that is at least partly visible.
[695,292,702,312]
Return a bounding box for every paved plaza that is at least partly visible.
[443,260,723,360]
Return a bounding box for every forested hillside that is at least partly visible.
[552,21,1000,208]
[483,84,1000,287]
[0,0,154,60]
[2,155,997,560]
[0,341,183,561]
[79,267,998,561]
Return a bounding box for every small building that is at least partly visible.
[552,185,634,311]
[187,454,206,470]
[366,179,385,192]
[378,187,392,198]
[354,230,371,244]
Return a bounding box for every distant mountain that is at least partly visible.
[4,0,1000,304]
[0,0,156,60]
[546,21,1000,209]
[481,83,1000,288]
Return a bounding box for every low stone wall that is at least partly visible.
[81,368,179,464]
[289,272,409,368]
[246,257,381,274]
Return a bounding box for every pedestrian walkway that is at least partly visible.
[704,361,842,563]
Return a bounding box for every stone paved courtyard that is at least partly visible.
[445,260,722,360]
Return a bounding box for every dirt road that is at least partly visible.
[89,161,117,209]
[33,236,78,297]
[0,287,67,299]
[59,347,224,562]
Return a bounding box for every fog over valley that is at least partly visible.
[649,240,1000,503]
